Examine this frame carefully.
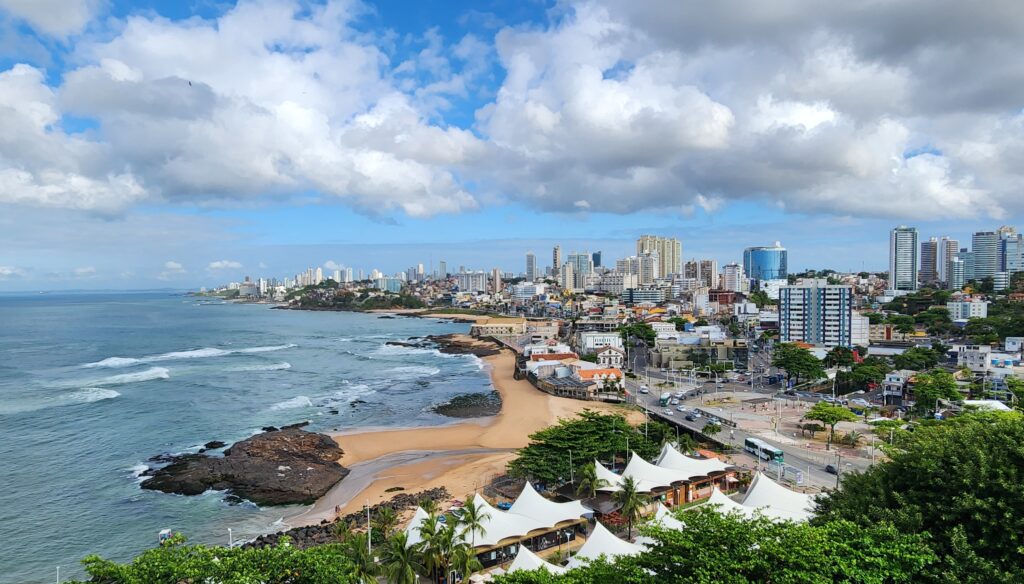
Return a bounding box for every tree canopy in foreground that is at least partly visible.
[494,507,933,584]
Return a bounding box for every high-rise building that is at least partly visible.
[315,267,324,285]
[721,262,746,292]
[684,259,719,289]
[937,236,959,284]
[456,271,488,293]
[333,269,342,283]
[888,226,919,291]
[743,242,788,284]
[972,231,1000,282]
[637,235,682,277]
[552,246,562,278]
[567,251,594,290]
[1002,234,1023,275]
[438,261,447,279]
[919,237,938,284]
[491,268,502,293]
[948,257,966,291]
[592,251,602,268]
[344,267,353,283]
[525,252,538,281]
[560,262,575,292]
[779,279,853,348]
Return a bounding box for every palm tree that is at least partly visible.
[425,523,459,584]
[458,496,490,549]
[333,518,354,543]
[342,532,379,584]
[421,498,439,517]
[379,531,424,584]
[675,433,697,453]
[575,462,609,500]
[612,475,649,540]
[418,514,442,583]
[451,542,482,582]
[374,505,399,538]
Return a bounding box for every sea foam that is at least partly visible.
[82,344,297,368]
[270,396,313,410]
[69,387,121,402]
[231,362,292,372]
[98,367,170,385]
[386,365,441,378]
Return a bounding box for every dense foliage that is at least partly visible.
[770,343,826,385]
[73,535,359,584]
[494,507,934,584]
[291,285,426,310]
[803,401,858,450]
[507,410,665,485]
[814,411,1024,583]
[618,322,656,346]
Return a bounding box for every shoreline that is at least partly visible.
[294,338,637,524]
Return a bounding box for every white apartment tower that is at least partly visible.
[780,279,854,348]
[525,252,538,282]
[889,226,919,291]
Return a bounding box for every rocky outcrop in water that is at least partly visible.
[243,487,450,550]
[140,427,348,506]
[432,391,502,418]
[385,334,500,358]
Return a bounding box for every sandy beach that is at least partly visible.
[295,337,638,523]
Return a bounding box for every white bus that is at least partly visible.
[744,437,784,463]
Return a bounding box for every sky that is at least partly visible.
[1,0,1023,290]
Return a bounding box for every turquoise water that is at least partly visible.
[0,293,487,583]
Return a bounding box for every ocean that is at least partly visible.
[0,292,489,584]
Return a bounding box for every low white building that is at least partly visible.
[577,331,624,354]
[596,346,625,368]
[650,322,677,336]
[851,312,870,347]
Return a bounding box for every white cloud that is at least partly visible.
[0,0,99,37]
[0,265,24,279]
[164,261,184,272]
[73,266,96,277]
[157,260,186,281]
[207,260,242,270]
[323,260,344,271]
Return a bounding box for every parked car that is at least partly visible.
[824,464,839,475]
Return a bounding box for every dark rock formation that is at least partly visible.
[242,487,450,550]
[140,428,348,506]
[432,391,502,418]
[427,334,501,357]
[204,440,226,449]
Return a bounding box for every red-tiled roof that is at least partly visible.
[529,353,578,361]
[576,368,623,380]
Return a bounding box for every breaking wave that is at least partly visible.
[385,365,441,378]
[69,387,121,403]
[82,344,296,368]
[98,367,170,385]
[230,362,292,372]
[270,396,314,410]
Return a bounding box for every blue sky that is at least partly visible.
[1,0,1022,289]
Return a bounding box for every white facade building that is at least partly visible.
[577,331,624,354]
[947,300,989,320]
[779,279,853,348]
[889,226,919,291]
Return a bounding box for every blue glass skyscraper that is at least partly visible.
[743,242,788,283]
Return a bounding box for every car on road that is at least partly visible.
[824,464,839,475]
[639,386,649,394]
[676,405,686,412]
[670,399,679,405]
[663,409,674,416]
[685,414,697,422]
[673,391,684,398]
[850,398,870,407]
[822,395,837,403]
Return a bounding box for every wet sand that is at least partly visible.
[298,339,638,524]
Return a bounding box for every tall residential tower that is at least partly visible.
[888,226,919,291]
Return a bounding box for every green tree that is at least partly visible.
[826,346,855,368]
[451,543,483,582]
[702,422,722,439]
[910,369,962,415]
[892,346,941,371]
[804,401,858,450]
[373,505,399,540]
[458,496,490,549]
[771,343,826,385]
[379,531,424,584]
[814,411,1024,583]
[341,532,379,583]
[612,475,649,540]
[575,462,610,500]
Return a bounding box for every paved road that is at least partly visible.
[624,378,871,489]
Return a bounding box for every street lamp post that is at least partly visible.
[228,528,233,547]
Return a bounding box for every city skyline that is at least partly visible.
[3,0,1024,290]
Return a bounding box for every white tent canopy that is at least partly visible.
[704,487,758,519]
[566,522,645,569]
[655,443,730,476]
[507,546,568,574]
[740,472,815,522]
[509,482,590,525]
[404,507,430,547]
[595,459,624,492]
[466,493,550,548]
[652,504,685,531]
[620,451,692,492]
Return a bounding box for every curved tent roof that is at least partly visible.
[509,482,589,525]
[508,546,567,575]
[740,472,815,522]
[652,504,685,531]
[404,507,431,547]
[620,451,692,492]
[704,487,758,519]
[467,494,551,548]
[655,444,730,477]
[595,460,624,492]
[566,522,645,569]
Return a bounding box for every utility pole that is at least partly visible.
[366,501,372,555]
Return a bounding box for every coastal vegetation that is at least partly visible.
[286,282,426,311]
[507,410,672,485]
